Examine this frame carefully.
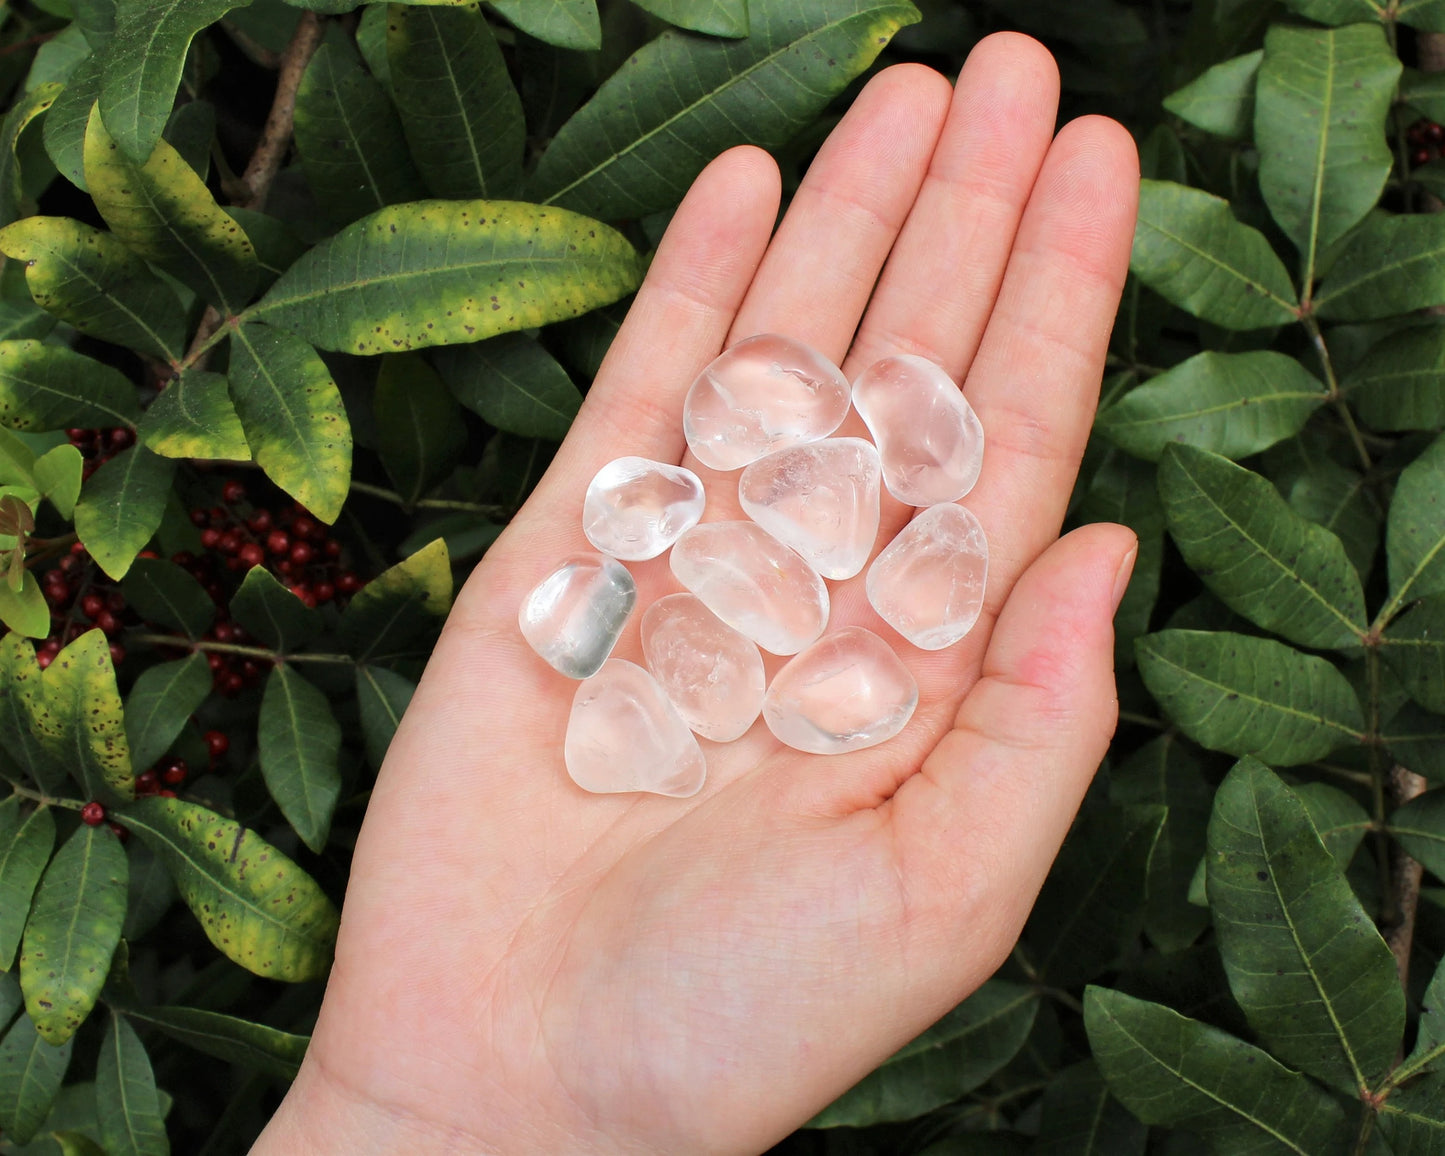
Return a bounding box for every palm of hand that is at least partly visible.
[254,36,1139,1156]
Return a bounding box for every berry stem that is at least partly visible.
[0,776,84,811]
[128,633,356,665]
[346,479,513,518]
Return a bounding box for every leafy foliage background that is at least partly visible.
[1,0,1444,1151]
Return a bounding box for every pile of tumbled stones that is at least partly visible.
[518,334,988,798]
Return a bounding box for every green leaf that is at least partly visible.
[1158,443,1367,649]
[258,665,341,854]
[808,982,1038,1127]
[228,324,352,525]
[96,1013,167,1156]
[433,333,581,440]
[1084,987,1349,1156]
[373,353,465,504]
[33,445,83,520]
[1384,595,1445,714]
[1292,781,1371,867]
[0,339,141,432]
[163,98,214,179]
[1316,212,1445,322]
[1385,433,1445,616]
[1282,0,1382,22]
[1128,180,1298,331]
[26,25,94,93]
[0,632,65,792]
[1378,1073,1445,1152]
[1402,0,1445,29]
[117,796,338,981]
[487,0,600,50]
[1388,703,1445,783]
[1403,953,1445,1077]
[0,970,18,1032]
[1079,452,1165,668]
[84,106,258,312]
[1095,352,1327,462]
[123,653,210,771]
[337,537,451,661]
[43,51,104,192]
[629,0,748,36]
[0,799,54,970]
[73,445,176,580]
[0,571,50,639]
[0,1012,73,1145]
[98,0,244,162]
[0,84,62,230]
[293,30,427,229]
[1391,788,1445,884]
[1343,326,1445,432]
[226,207,304,291]
[122,838,173,940]
[388,4,524,199]
[1273,453,1380,582]
[1135,630,1366,764]
[120,556,214,637]
[253,199,643,354]
[531,0,918,219]
[139,370,252,462]
[1255,23,1398,266]
[55,1129,111,1156]
[1405,67,1445,123]
[229,565,322,652]
[38,630,133,803]
[1162,51,1260,141]
[1207,757,1403,1093]
[109,1003,306,1079]
[1033,1059,1147,1155]
[1026,804,1165,986]
[1109,735,1212,955]
[18,824,128,1046]
[0,217,185,361]
[355,664,415,769]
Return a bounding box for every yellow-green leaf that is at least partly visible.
[338,537,451,661]
[73,445,176,580]
[139,370,251,462]
[38,629,133,803]
[0,569,49,638]
[0,84,62,229]
[0,339,141,432]
[0,632,65,792]
[0,798,55,970]
[33,444,83,519]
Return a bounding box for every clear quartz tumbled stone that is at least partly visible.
[763,627,918,755]
[582,457,705,561]
[683,334,852,471]
[738,437,882,580]
[518,553,636,679]
[565,659,707,797]
[669,521,829,655]
[851,354,985,506]
[642,593,766,742]
[866,503,989,650]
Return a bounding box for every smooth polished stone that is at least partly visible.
[763,627,918,755]
[642,593,766,742]
[582,456,705,561]
[669,521,829,655]
[683,334,851,471]
[565,660,707,797]
[518,553,636,679]
[851,354,984,506]
[738,438,882,580]
[866,503,989,650]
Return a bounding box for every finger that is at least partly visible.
[888,523,1137,986]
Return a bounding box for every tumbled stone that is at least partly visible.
[763,627,918,755]
[669,521,829,655]
[851,354,984,506]
[683,333,851,471]
[518,553,636,679]
[866,503,989,650]
[565,660,707,796]
[583,456,705,561]
[642,593,766,742]
[738,438,882,580]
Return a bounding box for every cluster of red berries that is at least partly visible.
[37,541,133,668]
[1408,118,1445,168]
[66,426,136,483]
[79,732,231,837]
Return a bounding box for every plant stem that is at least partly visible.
[1117,710,1169,731]
[127,633,355,665]
[346,479,513,517]
[1303,316,1372,473]
[1,777,83,811]
[238,12,323,210]
[1386,765,1428,988]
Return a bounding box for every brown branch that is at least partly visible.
[182,306,225,371]
[1386,765,1428,989]
[236,11,324,212]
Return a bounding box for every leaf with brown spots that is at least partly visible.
[118,797,338,982]
[37,629,134,803]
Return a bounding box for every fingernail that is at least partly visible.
[1111,543,1139,612]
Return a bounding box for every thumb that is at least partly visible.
[890,521,1138,980]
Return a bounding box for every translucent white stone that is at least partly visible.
[851,354,984,506]
[866,503,989,650]
[683,334,851,471]
[669,521,829,655]
[763,627,918,755]
[581,456,705,561]
[642,593,765,742]
[738,438,882,580]
[565,660,707,797]
[518,553,636,679]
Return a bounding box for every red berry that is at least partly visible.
[314,581,335,604]
[292,516,317,540]
[1413,147,1432,167]
[96,610,120,635]
[222,480,247,504]
[200,527,222,550]
[109,427,135,450]
[36,650,54,669]
[218,530,243,555]
[1429,122,1444,145]
[205,730,230,758]
[337,572,362,594]
[239,542,265,568]
[240,659,262,680]
[323,539,341,558]
[290,541,314,566]
[109,644,125,665]
[70,542,87,556]
[213,622,236,643]
[81,801,105,826]
[81,593,104,619]
[266,530,290,555]
[171,551,195,567]
[59,554,80,574]
[276,558,294,575]
[66,427,91,444]
[157,789,177,799]
[163,759,188,786]
[247,509,273,533]
[221,671,245,695]
[108,821,129,842]
[138,549,160,560]
[106,592,125,613]
[190,508,209,527]
[207,653,226,672]
[136,769,159,794]
[39,638,60,655]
